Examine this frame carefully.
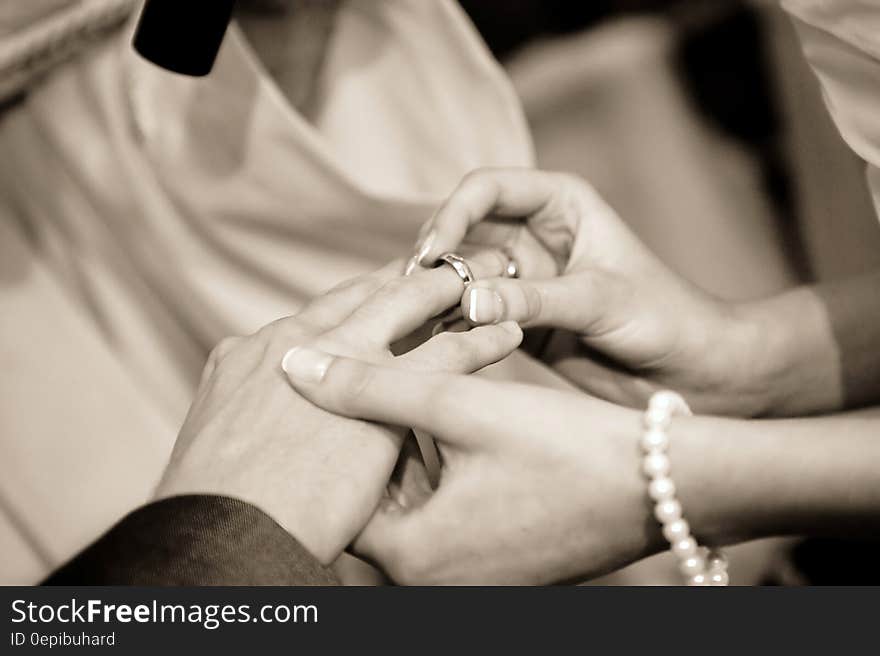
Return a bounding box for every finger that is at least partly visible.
[329,249,507,348]
[350,498,418,578]
[396,321,522,493]
[499,225,561,280]
[353,485,459,584]
[414,168,565,266]
[459,229,559,281]
[388,439,434,509]
[294,259,405,330]
[461,273,613,331]
[199,335,243,387]
[401,321,522,374]
[281,348,508,447]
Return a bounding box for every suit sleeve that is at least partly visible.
[43,495,340,585]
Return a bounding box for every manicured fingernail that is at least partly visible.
[416,219,435,242]
[467,287,504,324]
[403,255,420,277]
[281,347,333,384]
[415,230,436,265]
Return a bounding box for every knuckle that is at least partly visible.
[458,169,497,203]
[460,168,485,187]
[260,315,312,347]
[201,335,244,386]
[208,336,241,365]
[521,284,544,320]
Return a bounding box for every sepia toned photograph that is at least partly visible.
[0,0,878,593]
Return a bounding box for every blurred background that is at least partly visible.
[462,0,880,289]
[1,0,878,585]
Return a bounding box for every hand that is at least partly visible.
[156,255,523,565]
[284,349,880,584]
[410,168,774,416]
[282,347,662,584]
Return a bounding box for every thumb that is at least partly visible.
[462,272,613,331]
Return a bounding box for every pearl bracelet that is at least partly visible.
[642,391,729,586]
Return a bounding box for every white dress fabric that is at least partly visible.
[783,0,880,220]
[0,0,532,581]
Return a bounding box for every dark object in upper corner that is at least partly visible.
[133,0,236,76]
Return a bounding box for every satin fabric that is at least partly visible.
[0,0,532,580]
[783,0,880,219]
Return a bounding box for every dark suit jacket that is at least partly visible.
[44,495,339,585]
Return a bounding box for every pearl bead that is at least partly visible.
[687,573,709,586]
[672,537,697,559]
[641,428,669,452]
[654,499,682,523]
[644,406,671,429]
[709,570,729,586]
[679,555,705,577]
[649,391,678,412]
[706,550,728,571]
[648,477,676,501]
[651,390,691,416]
[662,518,690,542]
[643,452,671,477]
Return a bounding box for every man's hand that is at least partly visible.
[156,255,522,565]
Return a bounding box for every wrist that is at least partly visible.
[593,405,669,563]
[730,289,842,416]
[596,402,737,580]
[665,415,753,547]
[613,397,764,552]
[676,297,772,417]
[155,470,344,566]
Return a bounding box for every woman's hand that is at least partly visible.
[157,255,522,566]
[283,347,880,583]
[410,168,789,417]
[282,346,662,584]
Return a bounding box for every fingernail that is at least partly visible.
[415,230,436,265]
[467,287,504,324]
[403,255,419,277]
[416,218,435,242]
[281,347,333,384]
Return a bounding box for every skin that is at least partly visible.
[279,165,880,584]
[236,0,341,117]
[156,253,521,565]
[282,350,880,585]
[409,168,880,417]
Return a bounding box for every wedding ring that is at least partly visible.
[501,247,519,279]
[435,252,475,288]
